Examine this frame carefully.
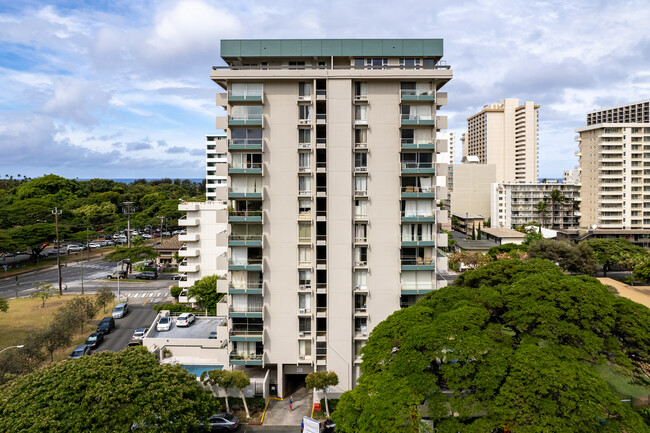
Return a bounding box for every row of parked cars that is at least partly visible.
[69,303,132,359]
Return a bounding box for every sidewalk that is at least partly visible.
[599,278,650,309]
[263,386,311,426]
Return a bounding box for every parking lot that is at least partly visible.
[148,316,225,339]
[93,304,158,353]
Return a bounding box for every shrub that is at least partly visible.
[170,286,182,298]
[152,303,197,313]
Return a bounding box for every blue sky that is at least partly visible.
[1,0,649,179]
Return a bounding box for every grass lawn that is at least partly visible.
[594,363,650,399]
[0,296,118,360]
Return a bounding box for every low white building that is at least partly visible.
[177,201,229,289]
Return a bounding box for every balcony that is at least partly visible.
[228,114,263,126]
[178,262,200,273]
[229,258,263,271]
[297,308,312,316]
[178,233,200,242]
[228,282,263,295]
[228,162,263,174]
[229,305,263,319]
[401,212,435,223]
[178,202,200,211]
[178,216,200,226]
[400,284,434,295]
[401,257,435,271]
[400,89,435,101]
[228,138,263,151]
[228,90,263,102]
[401,186,435,198]
[228,188,262,199]
[228,210,262,222]
[401,236,436,247]
[400,139,435,150]
[316,138,327,148]
[401,114,434,126]
[178,246,200,258]
[316,113,327,124]
[229,351,263,366]
[229,326,263,342]
[401,162,435,174]
[228,234,262,247]
[354,260,368,269]
[354,189,368,198]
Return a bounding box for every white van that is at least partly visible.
[112,302,128,319]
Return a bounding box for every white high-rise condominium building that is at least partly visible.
[576,100,650,229]
[211,39,452,395]
[466,98,539,183]
[206,134,227,201]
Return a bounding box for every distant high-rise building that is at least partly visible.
[563,168,580,184]
[576,100,650,229]
[466,98,539,183]
[211,38,452,395]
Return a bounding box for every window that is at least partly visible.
[231,105,262,121]
[354,270,367,290]
[299,105,312,123]
[355,176,367,195]
[299,293,311,311]
[354,153,367,171]
[423,58,436,68]
[299,152,311,172]
[298,246,312,264]
[299,82,312,99]
[289,61,306,70]
[299,317,311,334]
[354,224,367,243]
[231,128,262,145]
[355,294,367,310]
[355,199,367,218]
[399,58,421,68]
[355,317,367,333]
[354,246,368,266]
[366,58,387,69]
[299,340,311,357]
[299,270,311,288]
[355,105,367,124]
[355,129,367,148]
[230,82,263,98]
[354,82,367,98]
[299,175,311,195]
[299,223,311,243]
[353,58,364,68]
[299,199,311,217]
[401,105,432,121]
[298,128,311,145]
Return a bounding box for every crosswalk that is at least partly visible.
[120,291,169,304]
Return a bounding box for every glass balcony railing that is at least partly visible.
[400,114,434,125]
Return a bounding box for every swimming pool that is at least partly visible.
[181,364,223,377]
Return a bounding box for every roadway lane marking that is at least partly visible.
[142,297,150,306]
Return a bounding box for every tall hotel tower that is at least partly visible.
[211,39,452,394]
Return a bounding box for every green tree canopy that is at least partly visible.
[0,347,220,432]
[188,275,223,314]
[332,259,650,432]
[526,238,598,275]
[585,238,647,275]
[305,371,339,418]
[0,297,7,313]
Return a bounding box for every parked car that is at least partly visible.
[88,242,102,249]
[135,271,158,280]
[112,302,129,319]
[209,331,218,339]
[85,332,104,349]
[107,270,128,279]
[156,316,172,332]
[208,413,239,432]
[171,273,186,280]
[142,233,152,239]
[70,344,91,359]
[67,245,84,253]
[127,339,143,348]
[97,317,115,334]
[176,313,195,327]
[132,328,149,340]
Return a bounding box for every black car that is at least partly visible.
[97,317,115,334]
[136,271,158,280]
[85,332,104,349]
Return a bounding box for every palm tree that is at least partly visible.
[546,189,566,229]
[535,200,548,229]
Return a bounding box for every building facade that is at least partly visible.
[206,134,227,202]
[576,100,650,229]
[466,98,539,183]
[448,158,496,220]
[491,182,581,229]
[211,39,452,395]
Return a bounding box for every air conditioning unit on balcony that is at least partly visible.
[355,285,360,291]
[299,332,305,337]
[299,355,305,360]
[299,308,306,314]
[362,332,368,337]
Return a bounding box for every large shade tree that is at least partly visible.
[0,347,220,432]
[332,259,650,432]
[585,238,647,276]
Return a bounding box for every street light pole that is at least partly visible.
[122,202,135,248]
[52,207,63,295]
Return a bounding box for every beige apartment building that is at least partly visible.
[466,98,539,183]
[210,39,452,395]
[577,100,650,229]
[449,157,496,219]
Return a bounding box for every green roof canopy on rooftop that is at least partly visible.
[220,39,444,59]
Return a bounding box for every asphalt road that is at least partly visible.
[240,427,300,433]
[94,304,159,353]
[0,256,177,299]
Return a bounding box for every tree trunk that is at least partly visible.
[323,390,330,418]
[240,390,250,419]
[225,395,230,413]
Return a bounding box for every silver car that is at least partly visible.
[175,313,195,327]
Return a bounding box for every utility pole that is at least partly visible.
[122,202,135,248]
[158,216,165,239]
[52,207,63,295]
